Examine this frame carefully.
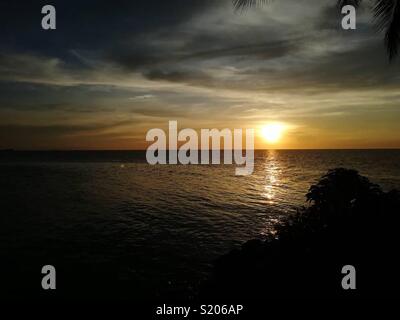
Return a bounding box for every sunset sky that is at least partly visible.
[0,0,399,150]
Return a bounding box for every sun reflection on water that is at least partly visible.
[263,150,281,204]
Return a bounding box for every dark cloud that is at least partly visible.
[277,41,400,93]
[0,81,134,111]
[0,120,133,140]
[144,69,212,84]
[0,0,225,58]
[109,35,301,71]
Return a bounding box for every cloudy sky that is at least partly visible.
[0,0,399,149]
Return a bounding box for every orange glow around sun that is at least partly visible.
[260,124,286,144]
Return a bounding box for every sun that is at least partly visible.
[260,124,285,144]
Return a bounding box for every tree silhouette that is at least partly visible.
[233,0,400,61]
[203,168,400,299]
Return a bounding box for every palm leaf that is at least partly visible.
[373,0,400,61]
[233,0,272,11]
[337,0,363,9]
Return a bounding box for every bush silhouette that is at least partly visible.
[203,168,400,299]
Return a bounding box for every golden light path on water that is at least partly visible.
[263,150,280,205]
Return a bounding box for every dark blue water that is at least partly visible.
[1,150,400,298]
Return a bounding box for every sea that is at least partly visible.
[1,150,400,298]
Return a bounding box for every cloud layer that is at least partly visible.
[0,0,399,149]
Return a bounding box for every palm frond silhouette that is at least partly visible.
[233,0,400,62]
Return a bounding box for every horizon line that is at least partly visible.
[2,148,400,152]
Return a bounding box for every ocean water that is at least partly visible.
[1,150,400,298]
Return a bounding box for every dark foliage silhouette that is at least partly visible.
[233,0,400,61]
[203,168,400,299]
